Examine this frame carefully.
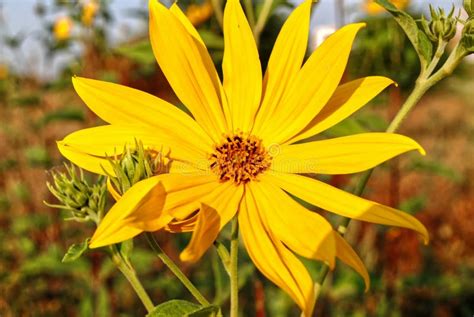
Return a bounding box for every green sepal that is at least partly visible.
[375,0,433,68]
[119,239,134,263]
[146,300,220,317]
[464,0,474,17]
[62,238,90,263]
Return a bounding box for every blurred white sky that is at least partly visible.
[0,0,462,79]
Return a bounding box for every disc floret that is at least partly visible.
[210,134,271,185]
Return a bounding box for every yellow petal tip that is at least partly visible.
[179,250,196,263]
[88,237,103,249]
[417,143,427,156]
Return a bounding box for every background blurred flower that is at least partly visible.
[186,0,213,26]
[81,0,99,27]
[53,16,73,41]
[365,0,409,15]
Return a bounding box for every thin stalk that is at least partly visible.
[229,216,239,317]
[253,0,274,45]
[110,246,154,312]
[145,233,210,306]
[211,0,224,31]
[423,38,447,78]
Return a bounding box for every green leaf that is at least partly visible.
[62,238,90,263]
[147,300,220,317]
[187,306,220,317]
[146,300,200,317]
[375,0,433,68]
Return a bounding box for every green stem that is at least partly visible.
[210,0,224,31]
[314,39,468,302]
[145,233,210,306]
[243,0,256,31]
[423,38,447,78]
[385,81,429,133]
[110,246,155,313]
[253,0,274,45]
[229,216,239,317]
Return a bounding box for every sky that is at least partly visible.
[0,0,462,79]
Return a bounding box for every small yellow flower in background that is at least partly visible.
[0,64,8,80]
[58,0,429,315]
[54,16,73,41]
[186,0,213,26]
[82,0,99,27]
[365,0,409,15]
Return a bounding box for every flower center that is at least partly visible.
[210,135,271,185]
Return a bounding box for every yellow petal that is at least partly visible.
[253,0,312,134]
[58,125,207,175]
[130,176,221,231]
[251,178,336,268]
[267,172,429,244]
[288,76,395,143]
[222,0,262,132]
[149,0,228,141]
[259,23,365,144]
[165,212,199,233]
[271,133,425,174]
[90,174,218,248]
[57,142,113,175]
[90,176,165,248]
[169,2,232,129]
[180,182,243,262]
[71,77,212,151]
[334,232,370,291]
[239,185,316,317]
[169,3,204,45]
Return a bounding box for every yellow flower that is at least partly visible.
[58,0,428,315]
[365,0,409,15]
[186,0,213,26]
[54,16,73,41]
[82,0,99,27]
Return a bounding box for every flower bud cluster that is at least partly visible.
[46,164,106,223]
[106,140,163,196]
[421,5,457,42]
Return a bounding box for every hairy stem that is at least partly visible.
[229,216,239,317]
[110,246,155,312]
[145,233,210,306]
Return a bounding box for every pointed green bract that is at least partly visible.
[375,0,433,68]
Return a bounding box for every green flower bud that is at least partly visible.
[421,5,458,42]
[461,19,474,53]
[45,164,106,223]
[465,0,474,17]
[106,140,162,196]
